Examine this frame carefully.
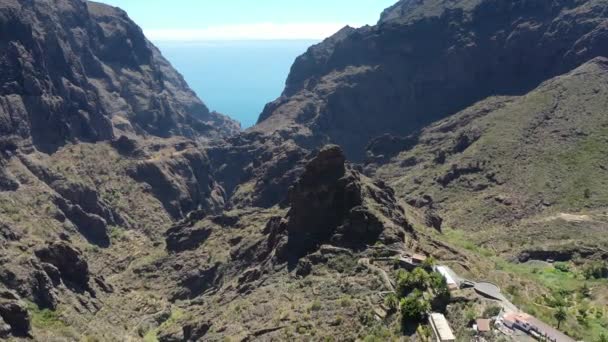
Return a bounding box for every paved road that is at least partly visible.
[474,281,519,312]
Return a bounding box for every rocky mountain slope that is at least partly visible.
[1,0,608,341]
[255,0,608,160]
[370,56,608,259]
[0,0,239,154]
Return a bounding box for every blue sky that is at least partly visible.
[97,0,397,40]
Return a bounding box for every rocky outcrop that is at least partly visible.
[165,223,212,253]
[129,148,226,220]
[255,0,608,160]
[34,241,91,292]
[0,0,238,153]
[0,290,30,338]
[207,131,311,208]
[55,196,110,247]
[171,263,222,300]
[269,145,412,259]
[0,257,58,310]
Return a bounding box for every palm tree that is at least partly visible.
[554,306,567,329]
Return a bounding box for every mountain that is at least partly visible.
[0,0,607,341]
[255,0,608,160]
[0,0,239,154]
[370,57,608,259]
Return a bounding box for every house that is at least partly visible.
[476,318,492,333]
[501,312,576,342]
[411,253,427,265]
[435,265,459,290]
[429,313,456,342]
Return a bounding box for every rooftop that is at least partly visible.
[476,318,491,332]
[429,313,456,341]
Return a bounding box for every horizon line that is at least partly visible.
[143,22,364,41]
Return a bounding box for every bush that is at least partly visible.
[384,293,399,313]
[579,283,591,298]
[554,262,570,273]
[310,300,322,312]
[583,261,608,280]
[483,305,502,318]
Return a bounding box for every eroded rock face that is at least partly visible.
[255,0,608,160]
[207,131,311,209]
[0,290,30,338]
[34,241,91,292]
[0,0,238,153]
[130,148,226,220]
[272,145,411,259]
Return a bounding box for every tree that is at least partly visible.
[400,291,430,322]
[384,293,399,313]
[397,268,429,296]
[597,332,608,342]
[429,271,446,291]
[554,306,567,329]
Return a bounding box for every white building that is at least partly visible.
[429,313,456,342]
[435,265,459,290]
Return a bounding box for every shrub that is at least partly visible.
[554,262,570,273]
[384,293,399,313]
[310,300,322,312]
[483,305,502,318]
[579,283,591,298]
[421,256,436,270]
[583,261,608,280]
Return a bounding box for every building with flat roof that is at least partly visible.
[435,265,459,289]
[476,318,491,333]
[411,253,427,264]
[429,313,456,342]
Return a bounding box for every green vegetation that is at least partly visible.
[583,261,608,280]
[384,293,399,313]
[310,300,322,312]
[482,305,502,318]
[399,290,430,322]
[26,303,68,330]
[391,266,452,332]
[554,306,567,329]
[144,308,185,342]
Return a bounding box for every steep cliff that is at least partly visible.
[0,0,239,153]
[255,0,608,160]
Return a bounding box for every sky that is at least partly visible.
[96,0,397,40]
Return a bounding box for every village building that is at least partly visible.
[429,313,456,342]
[435,265,460,290]
[411,253,427,265]
[475,318,492,334]
[501,312,575,342]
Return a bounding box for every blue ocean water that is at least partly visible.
[155,40,318,128]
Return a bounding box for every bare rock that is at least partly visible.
[0,0,238,153]
[129,149,225,220]
[165,224,212,253]
[0,291,30,338]
[34,242,91,292]
[271,145,412,259]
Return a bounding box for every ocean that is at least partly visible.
[155,40,319,128]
